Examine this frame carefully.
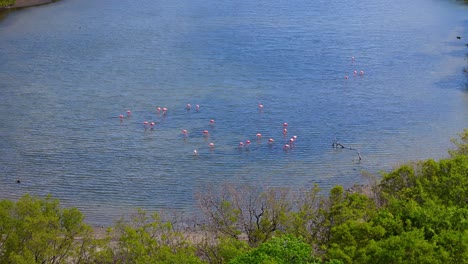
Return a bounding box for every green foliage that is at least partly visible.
[1,131,468,263]
[316,130,468,263]
[0,0,15,8]
[449,128,468,157]
[433,229,468,263]
[285,185,323,245]
[0,194,95,264]
[379,156,468,208]
[379,129,468,209]
[197,234,250,263]
[229,235,323,264]
[362,230,442,264]
[315,186,378,250]
[327,220,386,263]
[104,209,202,264]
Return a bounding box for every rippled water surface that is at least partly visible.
[1,0,467,225]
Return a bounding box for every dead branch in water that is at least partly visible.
[332,139,362,161]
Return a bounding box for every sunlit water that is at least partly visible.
[1,0,467,225]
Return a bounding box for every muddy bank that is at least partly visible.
[1,0,58,10]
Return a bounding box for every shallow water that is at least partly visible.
[0,0,467,225]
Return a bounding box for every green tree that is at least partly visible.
[196,234,250,264]
[316,186,377,249]
[379,156,468,209]
[229,235,328,264]
[0,0,15,8]
[362,230,443,264]
[0,194,96,264]
[449,128,468,157]
[285,185,324,246]
[103,209,202,264]
[327,220,386,264]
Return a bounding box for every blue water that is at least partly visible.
[1,0,467,225]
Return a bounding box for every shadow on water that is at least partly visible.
[0,10,10,21]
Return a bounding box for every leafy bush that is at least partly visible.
[229,235,333,264]
[102,209,202,264]
[0,0,15,8]
[0,194,96,263]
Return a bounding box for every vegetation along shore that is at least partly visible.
[0,0,58,10]
[1,1,467,263]
[0,129,467,263]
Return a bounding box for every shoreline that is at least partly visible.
[0,0,58,10]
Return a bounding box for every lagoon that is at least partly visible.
[0,0,467,225]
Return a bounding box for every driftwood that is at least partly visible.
[332,139,362,161]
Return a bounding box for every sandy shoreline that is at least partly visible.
[1,0,57,10]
